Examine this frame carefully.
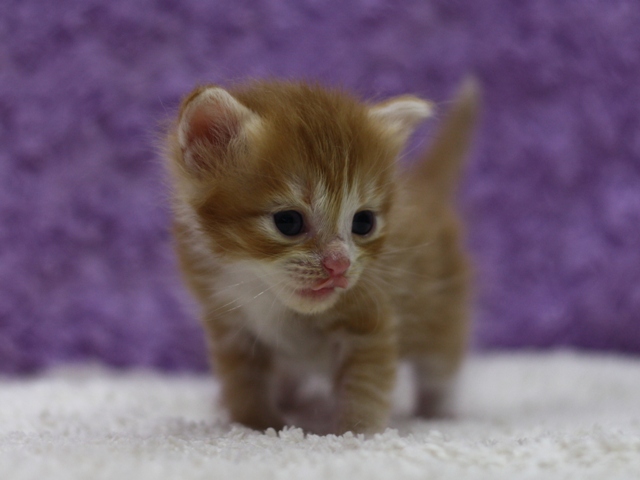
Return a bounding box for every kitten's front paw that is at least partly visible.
[334,407,389,436]
[415,386,453,419]
[232,410,286,432]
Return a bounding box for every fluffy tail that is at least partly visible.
[405,78,481,201]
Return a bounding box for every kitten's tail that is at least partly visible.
[406,78,481,201]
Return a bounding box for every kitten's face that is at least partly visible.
[173,82,432,314]
[197,124,395,314]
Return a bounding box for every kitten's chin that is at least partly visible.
[281,286,343,314]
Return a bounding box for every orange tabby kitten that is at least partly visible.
[166,79,479,434]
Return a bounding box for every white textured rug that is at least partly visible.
[1,352,639,480]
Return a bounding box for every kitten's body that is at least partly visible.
[167,80,478,434]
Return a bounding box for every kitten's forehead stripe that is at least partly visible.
[236,82,398,214]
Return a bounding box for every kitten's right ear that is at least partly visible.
[176,87,261,178]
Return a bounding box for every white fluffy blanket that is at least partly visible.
[1,352,639,479]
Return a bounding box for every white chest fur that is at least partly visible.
[213,266,337,373]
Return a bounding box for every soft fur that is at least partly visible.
[166,80,479,434]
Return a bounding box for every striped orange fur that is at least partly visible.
[166,79,479,434]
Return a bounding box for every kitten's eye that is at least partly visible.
[273,210,304,236]
[352,210,375,236]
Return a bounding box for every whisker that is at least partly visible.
[209,275,286,318]
[369,263,465,284]
[351,281,385,333]
[359,273,396,291]
[212,280,247,295]
[368,269,465,293]
[367,265,433,280]
[377,241,435,256]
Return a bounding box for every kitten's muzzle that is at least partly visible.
[313,251,350,290]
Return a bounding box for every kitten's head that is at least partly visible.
[170,81,432,314]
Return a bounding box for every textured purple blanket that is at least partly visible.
[1,0,639,372]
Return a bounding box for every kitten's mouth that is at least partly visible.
[295,276,349,301]
[312,276,349,291]
[296,286,338,300]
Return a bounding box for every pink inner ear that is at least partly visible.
[185,102,241,153]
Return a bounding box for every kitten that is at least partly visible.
[166,79,479,435]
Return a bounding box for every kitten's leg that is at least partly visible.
[412,355,460,418]
[207,322,285,431]
[275,372,335,435]
[334,332,397,435]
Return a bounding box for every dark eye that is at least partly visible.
[273,210,304,236]
[352,210,375,236]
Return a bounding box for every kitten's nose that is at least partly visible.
[322,255,351,277]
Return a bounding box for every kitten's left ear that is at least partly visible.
[369,96,434,144]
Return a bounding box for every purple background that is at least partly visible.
[2,0,640,373]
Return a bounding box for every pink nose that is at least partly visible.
[322,255,351,277]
